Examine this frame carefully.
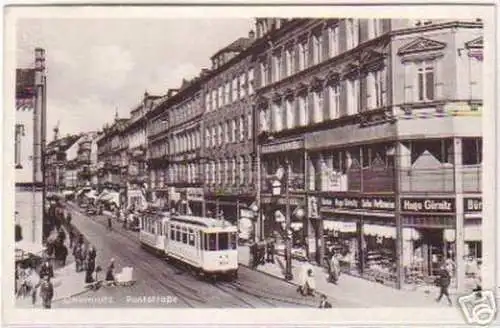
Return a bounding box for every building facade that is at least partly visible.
[253,18,483,291]
[121,92,162,210]
[75,131,101,188]
[164,78,205,216]
[201,33,257,230]
[15,49,46,245]
[45,134,81,191]
[96,116,129,203]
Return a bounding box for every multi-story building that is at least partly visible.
[121,92,162,210]
[254,18,483,291]
[96,115,129,203]
[75,131,101,188]
[15,49,46,245]
[45,134,82,191]
[165,76,206,216]
[146,89,178,209]
[201,32,257,229]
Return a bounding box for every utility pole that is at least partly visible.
[34,47,46,243]
[284,159,293,281]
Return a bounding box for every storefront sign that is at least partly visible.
[261,139,303,154]
[401,198,455,213]
[320,196,395,211]
[186,188,204,202]
[261,196,305,206]
[464,197,482,213]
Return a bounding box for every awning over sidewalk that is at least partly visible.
[15,240,44,261]
[323,220,357,233]
[363,224,396,239]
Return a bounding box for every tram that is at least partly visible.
[138,209,170,255]
[164,215,239,279]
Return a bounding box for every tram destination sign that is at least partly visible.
[401,198,455,213]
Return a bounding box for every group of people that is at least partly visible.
[15,258,56,309]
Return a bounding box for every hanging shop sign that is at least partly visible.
[401,198,455,213]
[261,139,303,154]
[186,188,204,202]
[463,197,482,213]
[320,196,395,211]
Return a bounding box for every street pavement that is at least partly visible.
[57,203,358,308]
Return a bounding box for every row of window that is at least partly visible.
[259,19,383,88]
[170,95,201,127]
[205,114,253,148]
[170,129,201,155]
[204,156,254,186]
[205,69,255,112]
[259,69,386,133]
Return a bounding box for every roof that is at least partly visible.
[47,134,81,150]
[170,215,235,229]
[210,37,252,60]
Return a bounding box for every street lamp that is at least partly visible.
[272,161,293,281]
[250,202,259,242]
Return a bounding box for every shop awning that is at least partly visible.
[323,221,357,233]
[465,225,481,241]
[363,224,396,238]
[15,240,44,261]
[62,190,74,196]
[76,187,91,197]
[402,227,421,240]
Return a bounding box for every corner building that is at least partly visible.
[201,34,257,229]
[255,18,483,291]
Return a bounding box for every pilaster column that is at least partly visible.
[454,137,466,292]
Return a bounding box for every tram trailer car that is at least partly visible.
[165,215,238,280]
[139,211,169,256]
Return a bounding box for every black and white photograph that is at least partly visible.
[3,3,498,327]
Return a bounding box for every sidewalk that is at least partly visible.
[16,236,87,308]
[238,245,455,308]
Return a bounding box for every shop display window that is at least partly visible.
[361,224,397,286]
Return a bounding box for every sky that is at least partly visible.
[16,18,254,137]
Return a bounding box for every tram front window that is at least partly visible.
[207,233,217,251]
[218,233,229,250]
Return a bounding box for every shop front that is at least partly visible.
[463,197,482,279]
[261,194,307,259]
[319,195,397,286]
[400,197,457,288]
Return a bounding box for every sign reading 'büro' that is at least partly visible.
[401,198,455,213]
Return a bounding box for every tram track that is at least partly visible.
[67,204,314,308]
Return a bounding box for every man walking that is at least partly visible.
[436,267,452,305]
[39,276,54,309]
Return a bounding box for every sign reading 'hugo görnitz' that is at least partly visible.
[401,198,455,213]
[464,197,482,212]
[321,196,395,210]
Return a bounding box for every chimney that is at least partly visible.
[249,30,256,41]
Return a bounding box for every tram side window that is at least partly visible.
[218,233,229,250]
[176,228,181,242]
[182,228,188,244]
[230,232,237,249]
[199,231,204,250]
[141,218,144,230]
[170,226,175,240]
[188,229,195,246]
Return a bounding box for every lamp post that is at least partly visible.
[272,160,294,281]
[250,202,259,242]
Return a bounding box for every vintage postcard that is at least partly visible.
[2,2,498,327]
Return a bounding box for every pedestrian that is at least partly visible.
[39,259,54,280]
[107,216,113,231]
[328,252,341,284]
[39,276,54,309]
[68,228,75,249]
[66,212,72,226]
[435,267,452,305]
[266,238,275,263]
[298,261,315,296]
[105,258,116,285]
[318,294,332,308]
[60,244,68,266]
